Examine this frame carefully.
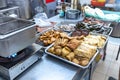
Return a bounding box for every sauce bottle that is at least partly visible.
[59,2,66,18]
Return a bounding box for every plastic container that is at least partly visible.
[91,0,105,7]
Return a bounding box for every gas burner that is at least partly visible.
[0,43,43,80]
[0,47,31,63]
[8,53,17,58]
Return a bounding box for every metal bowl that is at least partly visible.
[65,9,80,19]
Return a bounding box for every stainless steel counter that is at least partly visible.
[15,54,81,80]
[0,46,91,80]
[48,15,84,23]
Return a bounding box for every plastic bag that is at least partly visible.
[34,18,52,27]
[34,6,52,27]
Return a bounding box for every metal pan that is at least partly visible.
[45,44,99,69]
[91,27,113,35]
[35,27,54,48]
[107,27,113,35]
[101,27,113,35]
[36,27,70,48]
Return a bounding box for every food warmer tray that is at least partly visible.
[0,17,36,57]
[45,44,99,69]
[35,27,58,48]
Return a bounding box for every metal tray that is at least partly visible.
[54,21,77,32]
[36,27,56,48]
[103,27,113,35]
[92,27,113,35]
[45,44,99,69]
[36,27,70,48]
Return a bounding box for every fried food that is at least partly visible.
[72,58,79,64]
[55,48,62,55]
[61,47,71,57]
[48,47,55,54]
[54,38,69,47]
[39,30,69,46]
[66,52,75,61]
[67,39,81,50]
[74,43,97,59]
[47,33,106,67]
[84,35,106,48]
[80,59,89,66]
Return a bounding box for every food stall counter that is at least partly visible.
[15,54,89,80]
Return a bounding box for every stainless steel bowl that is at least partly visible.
[65,9,80,19]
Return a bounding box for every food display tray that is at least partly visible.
[103,27,113,35]
[35,27,54,48]
[35,27,71,48]
[45,44,99,69]
[92,27,113,35]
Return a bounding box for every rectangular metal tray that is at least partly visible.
[91,21,112,35]
[35,27,56,48]
[45,44,99,69]
[36,27,71,48]
[103,27,113,35]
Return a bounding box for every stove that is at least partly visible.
[0,43,43,80]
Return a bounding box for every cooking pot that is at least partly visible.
[0,0,7,8]
[0,17,36,57]
[65,9,80,19]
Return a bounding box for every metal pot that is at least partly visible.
[66,9,80,19]
[0,0,7,8]
[0,17,36,57]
